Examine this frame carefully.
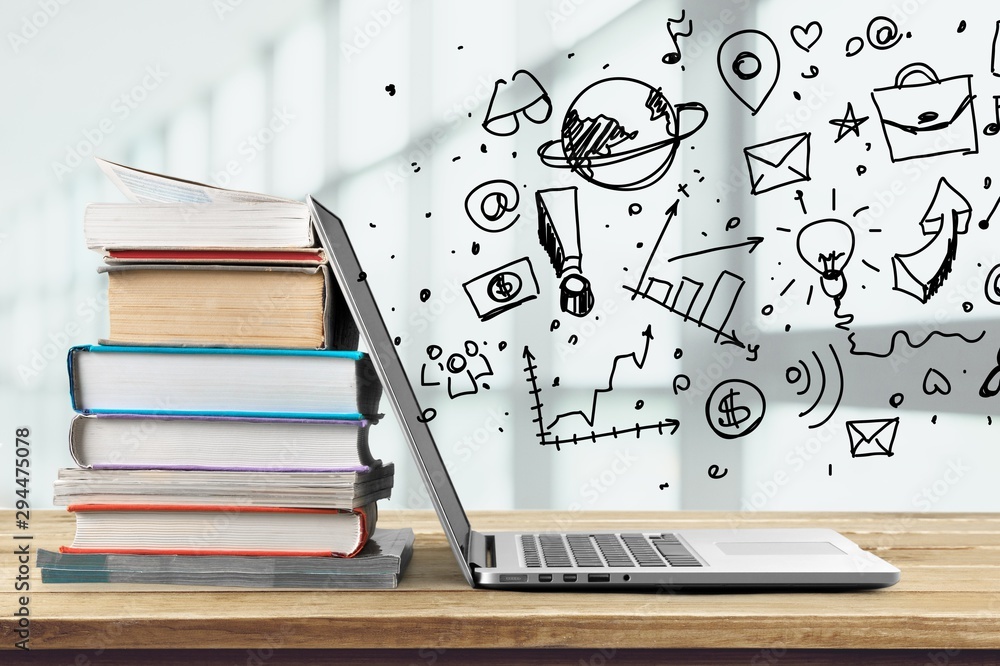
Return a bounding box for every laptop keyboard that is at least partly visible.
[519,533,702,568]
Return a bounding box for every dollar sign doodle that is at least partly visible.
[487,271,522,302]
[717,388,751,429]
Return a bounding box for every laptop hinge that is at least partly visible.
[467,530,492,570]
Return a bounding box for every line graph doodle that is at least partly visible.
[522,330,680,451]
[547,324,654,430]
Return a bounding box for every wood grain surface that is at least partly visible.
[2,509,998,660]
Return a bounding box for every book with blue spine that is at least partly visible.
[67,345,382,419]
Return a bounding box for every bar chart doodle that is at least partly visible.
[624,201,751,348]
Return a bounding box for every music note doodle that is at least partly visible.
[985,95,1000,136]
[705,379,766,439]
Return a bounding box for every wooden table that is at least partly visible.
[2,510,999,664]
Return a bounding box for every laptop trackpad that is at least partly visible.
[716,542,845,556]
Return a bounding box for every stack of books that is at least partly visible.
[40,159,411,588]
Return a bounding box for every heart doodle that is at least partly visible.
[923,368,952,396]
[791,21,823,52]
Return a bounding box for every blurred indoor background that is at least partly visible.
[3,0,999,512]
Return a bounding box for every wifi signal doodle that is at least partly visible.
[785,344,844,429]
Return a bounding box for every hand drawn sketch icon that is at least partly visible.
[743,132,811,195]
[482,69,552,137]
[871,62,978,163]
[537,77,708,191]
[463,256,540,321]
[847,418,898,458]
[892,177,971,303]
[705,379,765,439]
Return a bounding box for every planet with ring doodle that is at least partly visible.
[537,77,708,191]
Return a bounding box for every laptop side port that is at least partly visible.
[563,574,577,582]
[587,573,611,582]
[538,574,552,582]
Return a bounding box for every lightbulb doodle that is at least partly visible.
[796,218,855,330]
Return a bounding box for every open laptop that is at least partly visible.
[308,196,900,590]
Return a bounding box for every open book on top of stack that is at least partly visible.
[44,159,409,588]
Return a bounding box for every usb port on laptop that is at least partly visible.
[588,573,610,583]
[538,574,552,582]
[563,574,577,582]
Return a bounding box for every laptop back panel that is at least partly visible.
[308,197,476,586]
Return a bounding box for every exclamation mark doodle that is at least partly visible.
[828,464,833,476]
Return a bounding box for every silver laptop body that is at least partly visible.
[308,196,900,590]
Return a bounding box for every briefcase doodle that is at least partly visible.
[871,62,978,163]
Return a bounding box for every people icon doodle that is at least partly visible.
[421,341,494,399]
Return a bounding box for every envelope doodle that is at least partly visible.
[743,132,811,196]
[847,418,898,458]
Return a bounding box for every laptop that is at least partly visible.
[308,196,900,590]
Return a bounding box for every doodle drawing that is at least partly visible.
[785,344,844,429]
[463,256,540,321]
[717,29,780,115]
[464,179,521,233]
[796,219,855,317]
[536,187,594,317]
[537,77,708,191]
[847,418,898,458]
[705,379,766,439]
[625,201,750,348]
[871,63,978,162]
[482,69,552,137]
[662,11,693,65]
[522,341,679,451]
[744,132,811,195]
[790,21,823,52]
[892,177,971,303]
[829,103,869,143]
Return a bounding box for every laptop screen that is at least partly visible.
[308,197,474,581]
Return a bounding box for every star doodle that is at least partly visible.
[828,102,869,143]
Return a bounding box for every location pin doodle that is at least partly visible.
[718,30,780,115]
